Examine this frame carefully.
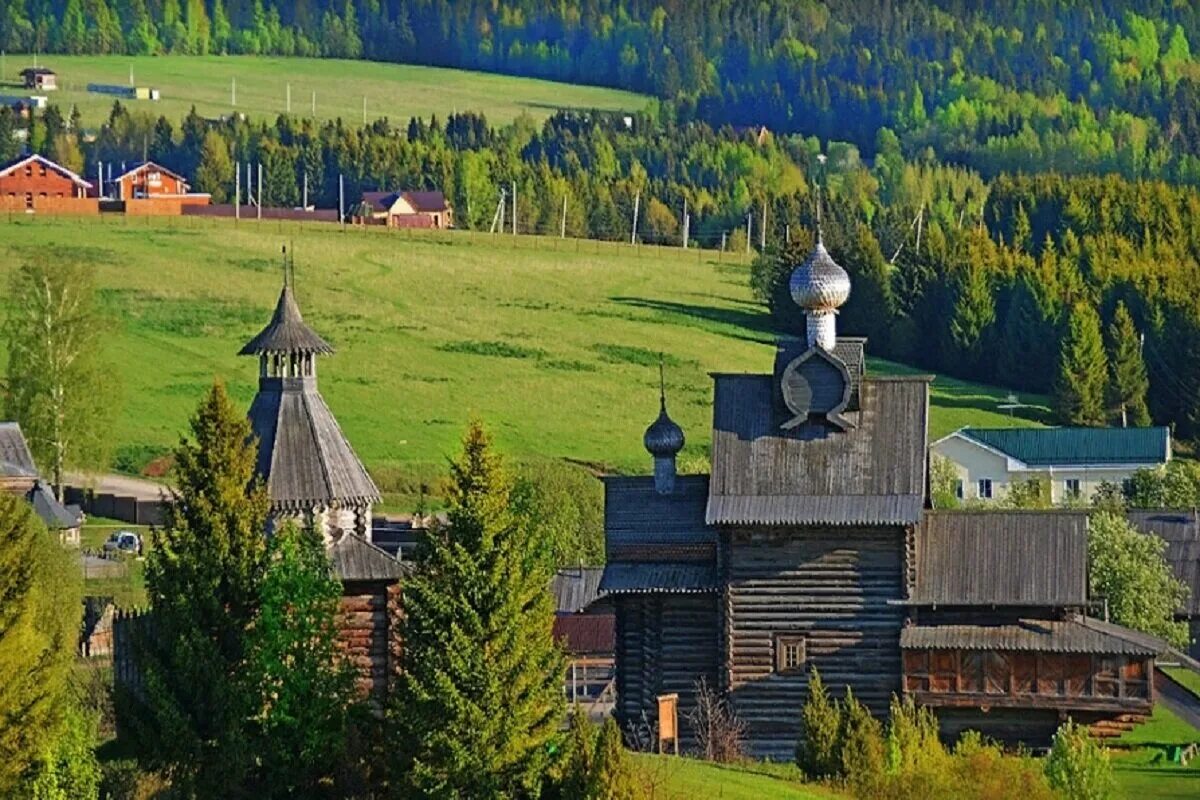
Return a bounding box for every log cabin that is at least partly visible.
[602,237,1173,757]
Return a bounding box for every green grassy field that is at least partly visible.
[634,754,840,799]
[0,215,1047,507]
[0,54,648,127]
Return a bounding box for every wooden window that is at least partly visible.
[774,634,807,674]
[1094,656,1120,698]
[955,479,964,500]
[1064,479,1081,498]
[978,478,993,499]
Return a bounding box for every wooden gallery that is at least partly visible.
[602,238,1177,757]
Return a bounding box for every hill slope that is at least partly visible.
[0,216,1047,498]
[6,55,648,127]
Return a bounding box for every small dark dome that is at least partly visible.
[644,403,685,457]
[789,241,851,312]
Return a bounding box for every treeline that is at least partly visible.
[13,3,1200,183]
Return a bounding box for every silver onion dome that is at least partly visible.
[644,402,685,457]
[789,241,851,312]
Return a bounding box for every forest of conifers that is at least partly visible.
[7,1,1200,439]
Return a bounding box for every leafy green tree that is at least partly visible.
[1088,511,1189,648]
[131,381,270,795]
[1045,719,1115,800]
[1125,460,1200,509]
[929,454,961,509]
[1107,302,1151,427]
[391,421,565,798]
[23,702,102,800]
[243,522,358,798]
[796,667,841,779]
[3,258,114,499]
[0,493,82,795]
[512,459,603,566]
[1055,302,1108,426]
[193,129,234,202]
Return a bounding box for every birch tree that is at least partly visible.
[3,258,113,499]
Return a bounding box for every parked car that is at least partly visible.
[103,530,141,556]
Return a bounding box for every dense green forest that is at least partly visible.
[10,2,1200,182]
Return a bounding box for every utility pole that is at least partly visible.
[302,171,308,209]
[630,190,640,245]
[286,83,291,114]
[560,194,567,238]
[246,162,252,208]
[312,90,316,117]
[129,64,134,86]
[682,198,688,248]
[746,212,753,254]
[257,162,263,219]
[761,198,767,250]
[232,77,236,107]
[490,188,506,234]
[785,224,791,244]
[339,174,345,227]
[511,180,517,234]
[362,95,367,125]
[235,162,240,219]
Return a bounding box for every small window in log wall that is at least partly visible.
[775,634,807,674]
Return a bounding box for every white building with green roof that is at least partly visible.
[931,426,1171,504]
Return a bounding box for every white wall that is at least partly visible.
[930,436,1011,501]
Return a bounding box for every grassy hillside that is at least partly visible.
[633,754,841,799]
[0,215,1047,505]
[2,55,648,126]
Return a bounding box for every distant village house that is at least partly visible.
[355,190,452,229]
[0,422,84,546]
[20,67,56,91]
[112,161,192,199]
[0,153,92,209]
[931,426,1171,503]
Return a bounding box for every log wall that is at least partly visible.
[614,593,719,747]
[725,526,905,759]
[340,580,402,711]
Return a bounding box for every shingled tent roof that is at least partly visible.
[911,511,1088,606]
[329,533,408,582]
[248,383,381,510]
[707,376,929,526]
[239,284,334,356]
[0,422,38,477]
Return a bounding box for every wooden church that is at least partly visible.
[240,262,405,703]
[602,238,1171,757]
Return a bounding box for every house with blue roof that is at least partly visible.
[931,426,1171,504]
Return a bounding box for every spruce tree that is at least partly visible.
[391,421,564,798]
[132,381,270,795]
[0,494,81,796]
[243,522,358,798]
[1055,302,1108,426]
[1107,302,1151,427]
[193,129,233,202]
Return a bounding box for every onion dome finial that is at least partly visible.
[643,359,685,458]
[788,238,851,350]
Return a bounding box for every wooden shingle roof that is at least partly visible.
[707,375,929,526]
[901,617,1163,656]
[552,567,606,614]
[912,511,1088,606]
[1128,510,1200,615]
[239,284,334,356]
[329,533,407,582]
[248,380,381,510]
[604,475,713,555]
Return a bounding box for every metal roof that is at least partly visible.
[1128,510,1200,615]
[0,422,37,478]
[707,375,928,526]
[900,617,1162,656]
[248,379,381,510]
[329,534,407,582]
[912,511,1088,606]
[552,613,615,654]
[239,284,334,356]
[552,567,606,614]
[958,426,1170,467]
[599,562,718,594]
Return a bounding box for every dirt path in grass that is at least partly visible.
[66,473,170,502]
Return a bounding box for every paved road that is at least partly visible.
[66,473,171,502]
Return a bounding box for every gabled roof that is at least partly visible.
[912,511,1088,606]
[27,481,83,530]
[0,422,38,478]
[114,160,189,184]
[900,616,1163,656]
[239,284,334,356]
[360,190,448,214]
[1127,510,1200,615]
[707,375,929,526]
[0,153,91,188]
[954,426,1170,467]
[360,191,400,213]
[329,533,407,582]
[248,381,381,510]
[21,67,55,76]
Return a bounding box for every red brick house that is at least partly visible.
[113,161,192,199]
[0,154,92,209]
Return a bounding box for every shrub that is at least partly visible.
[839,688,885,794]
[1045,720,1116,800]
[687,677,745,763]
[796,667,841,779]
[587,718,644,800]
[950,732,1056,800]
